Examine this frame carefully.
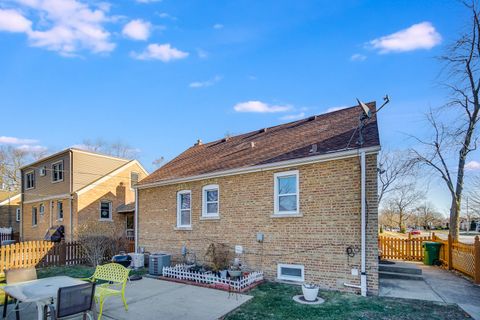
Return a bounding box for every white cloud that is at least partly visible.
[122,19,151,41]
[369,22,441,54]
[350,53,367,62]
[465,161,480,171]
[0,136,38,145]
[325,106,349,113]
[136,0,161,3]
[233,101,292,113]
[280,112,306,121]
[131,43,189,62]
[157,12,177,20]
[189,75,222,88]
[0,9,32,33]
[16,144,47,153]
[213,23,224,29]
[1,0,115,56]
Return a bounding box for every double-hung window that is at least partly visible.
[202,184,219,217]
[52,161,64,182]
[57,201,63,220]
[39,203,45,215]
[25,171,35,190]
[274,170,299,215]
[32,207,37,226]
[177,190,191,228]
[15,208,20,222]
[100,201,112,220]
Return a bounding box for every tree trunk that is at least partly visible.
[449,197,460,240]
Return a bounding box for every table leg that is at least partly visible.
[14,300,19,320]
[3,294,7,319]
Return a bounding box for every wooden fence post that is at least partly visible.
[58,240,66,266]
[407,233,412,260]
[475,236,480,284]
[448,234,453,270]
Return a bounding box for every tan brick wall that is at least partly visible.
[23,198,72,241]
[75,162,146,239]
[138,154,379,294]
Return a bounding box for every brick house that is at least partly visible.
[136,103,380,294]
[0,192,21,233]
[20,148,148,242]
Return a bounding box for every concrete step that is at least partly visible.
[379,264,422,275]
[379,271,423,281]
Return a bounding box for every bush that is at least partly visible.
[204,243,232,272]
[76,222,127,267]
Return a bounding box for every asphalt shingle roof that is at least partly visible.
[139,102,380,186]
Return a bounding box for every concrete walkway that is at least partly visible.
[4,278,252,320]
[380,262,480,320]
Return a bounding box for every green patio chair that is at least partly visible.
[83,263,130,320]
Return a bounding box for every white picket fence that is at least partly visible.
[162,264,264,291]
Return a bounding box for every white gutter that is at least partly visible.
[134,188,139,254]
[360,151,367,296]
[137,146,380,189]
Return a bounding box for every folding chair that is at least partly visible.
[47,283,96,320]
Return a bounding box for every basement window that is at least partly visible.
[277,263,304,282]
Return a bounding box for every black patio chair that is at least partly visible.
[47,282,96,320]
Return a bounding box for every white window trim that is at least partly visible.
[202,184,219,217]
[57,201,63,221]
[25,170,35,190]
[273,170,300,215]
[99,200,113,221]
[176,190,192,228]
[51,160,64,183]
[39,166,47,177]
[277,263,305,282]
[32,207,38,227]
[15,208,20,222]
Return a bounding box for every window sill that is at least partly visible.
[51,179,64,184]
[99,219,113,222]
[174,226,192,231]
[199,216,220,221]
[32,225,38,228]
[270,212,303,218]
[57,219,63,222]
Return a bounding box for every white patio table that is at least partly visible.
[3,276,87,320]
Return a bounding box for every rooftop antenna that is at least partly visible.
[356,95,390,146]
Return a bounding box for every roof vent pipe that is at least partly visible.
[251,142,255,148]
[195,139,203,146]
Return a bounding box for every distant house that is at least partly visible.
[20,148,148,242]
[136,103,380,295]
[0,192,21,234]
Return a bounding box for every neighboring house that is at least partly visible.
[136,103,380,294]
[20,148,148,242]
[0,192,21,233]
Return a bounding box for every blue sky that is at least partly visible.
[0,0,472,212]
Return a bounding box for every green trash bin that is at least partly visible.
[423,242,442,265]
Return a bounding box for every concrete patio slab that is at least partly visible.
[4,278,252,320]
[380,261,480,320]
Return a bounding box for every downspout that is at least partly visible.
[343,151,368,296]
[360,151,367,297]
[134,188,139,254]
[69,150,73,242]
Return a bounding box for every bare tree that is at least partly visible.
[80,139,139,159]
[0,146,29,191]
[378,150,415,204]
[411,202,444,230]
[410,1,480,240]
[383,183,424,231]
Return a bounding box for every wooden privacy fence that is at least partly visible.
[0,240,88,274]
[379,233,480,284]
[378,234,432,261]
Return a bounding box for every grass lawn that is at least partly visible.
[224,282,471,320]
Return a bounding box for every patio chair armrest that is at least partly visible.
[79,277,94,282]
[48,303,57,320]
